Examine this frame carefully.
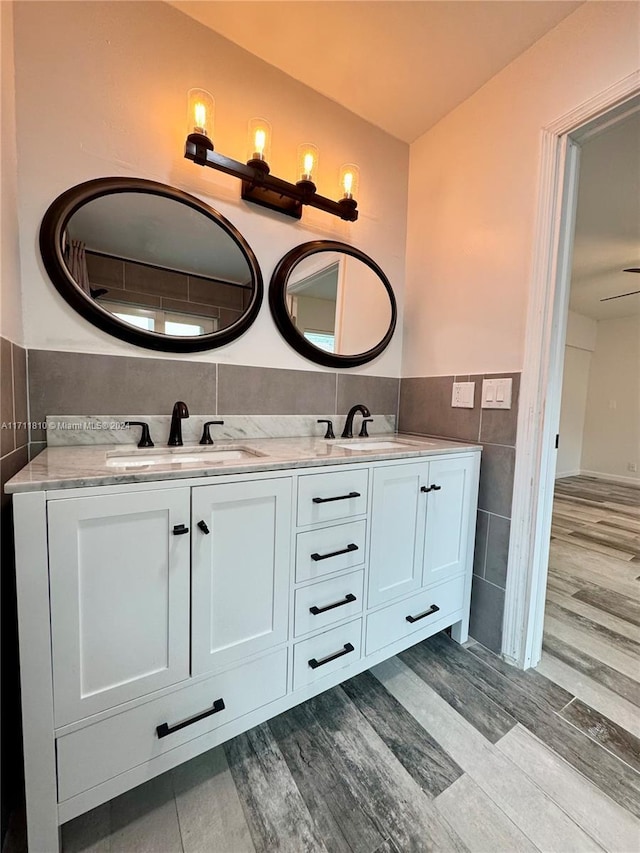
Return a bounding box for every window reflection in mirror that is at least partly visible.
[286,252,392,356]
[63,192,253,337]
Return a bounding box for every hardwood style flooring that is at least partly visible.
[5,476,639,853]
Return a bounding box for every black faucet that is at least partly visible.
[168,401,189,446]
[341,403,371,439]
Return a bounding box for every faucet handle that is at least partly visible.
[317,419,335,440]
[125,421,154,448]
[200,420,225,445]
[359,418,374,438]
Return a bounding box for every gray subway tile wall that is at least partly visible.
[26,349,400,434]
[336,374,400,417]
[217,364,337,415]
[1,336,29,835]
[398,372,520,652]
[27,350,218,442]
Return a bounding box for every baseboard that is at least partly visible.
[555,469,581,479]
[579,469,640,486]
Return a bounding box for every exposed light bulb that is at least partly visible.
[342,171,354,197]
[303,153,314,179]
[194,102,207,134]
[254,129,266,156]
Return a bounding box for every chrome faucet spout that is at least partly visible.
[341,403,371,439]
[168,401,189,446]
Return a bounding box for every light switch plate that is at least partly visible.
[482,378,512,409]
[452,382,475,408]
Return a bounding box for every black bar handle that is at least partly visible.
[310,543,358,562]
[308,642,355,670]
[312,491,361,504]
[310,593,357,616]
[406,604,440,623]
[172,524,190,535]
[420,484,442,493]
[156,698,225,739]
[197,520,210,535]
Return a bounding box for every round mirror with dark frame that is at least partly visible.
[39,177,263,353]
[269,241,397,368]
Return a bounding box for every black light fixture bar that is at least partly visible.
[184,140,358,222]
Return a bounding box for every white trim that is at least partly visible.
[579,469,640,486]
[502,71,640,670]
[554,470,581,480]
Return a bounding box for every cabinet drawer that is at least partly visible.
[57,648,288,802]
[293,620,362,690]
[297,469,368,527]
[366,575,465,655]
[296,519,366,582]
[294,570,364,637]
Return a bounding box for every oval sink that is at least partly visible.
[336,440,424,451]
[106,446,264,468]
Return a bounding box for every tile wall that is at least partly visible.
[0,337,28,836]
[27,350,401,452]
[399,373,519,652]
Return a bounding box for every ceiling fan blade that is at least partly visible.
[623,268,640,273]
[600,289,640,301]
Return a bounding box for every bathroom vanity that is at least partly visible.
[7,435,480,852]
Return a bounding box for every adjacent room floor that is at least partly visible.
[6,476,640,853]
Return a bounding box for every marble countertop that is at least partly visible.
[4,434,481,494]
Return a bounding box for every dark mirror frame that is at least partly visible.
[39,177,263,353]
[269,240,397,368]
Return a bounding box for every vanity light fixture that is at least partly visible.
[184,91,358,222]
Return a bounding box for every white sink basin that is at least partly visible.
[336,440,423,451]
[106,446,264,469]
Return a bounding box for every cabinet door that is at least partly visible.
[423,455,475,586]
[368,462,429,608]
[48,489,191,727]
[191,477,292,675]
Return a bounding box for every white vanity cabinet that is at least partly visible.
[10,444,479,853]
[48,488,192,727]
[368,454,475,607]
[366,454,477,654]
[191,477,292,674]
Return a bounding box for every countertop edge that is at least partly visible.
[5,435,482,494]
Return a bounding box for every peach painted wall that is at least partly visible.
[12,1,408,375]
[1,2,23,345]
[403,0,640,378]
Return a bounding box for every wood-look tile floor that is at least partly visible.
[6,476,640,853]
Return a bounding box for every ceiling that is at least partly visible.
[570,110,640,321]
[169,0,582,143]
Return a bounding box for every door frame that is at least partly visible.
[501,70,640,670]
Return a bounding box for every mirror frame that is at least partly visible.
[39,177,263,353]
[269,240,397,368]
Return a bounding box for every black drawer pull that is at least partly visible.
[172,524,190,535]
[308,642,355,669]
[310,593,357,615]
[312,491,361,504]
[420,484,442,493]
[311,543,358,562]
[156,698,225,738]
[197,520,210,534]
[406,604,440,623]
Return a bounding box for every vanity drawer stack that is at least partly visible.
[292,468,369,688]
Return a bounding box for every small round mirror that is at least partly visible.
[40,178,263,352]
[269,241,396,367]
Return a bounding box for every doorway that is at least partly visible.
[537,111,640,707]
[502,77,640,670]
